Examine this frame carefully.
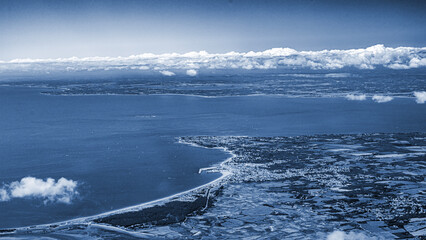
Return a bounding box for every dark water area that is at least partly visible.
[0,85,425,228]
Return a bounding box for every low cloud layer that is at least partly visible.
[372,95,393,103]
[414,91,426,104]
[345,93,426,103]
[0,177,78,204]
[0,45,425,74]
[345,94,367,101]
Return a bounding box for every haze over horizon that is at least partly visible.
[1,0,425,60]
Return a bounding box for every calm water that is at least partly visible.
[0,85,425,228]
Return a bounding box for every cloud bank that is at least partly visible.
[0,45,425,74]
[414,91,426,104]
[0,177,78,204]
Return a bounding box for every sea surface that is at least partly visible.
[0,70,425,238]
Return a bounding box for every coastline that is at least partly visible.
[41,91,419,101]
[2,133,425,239]
[0,138,236,234]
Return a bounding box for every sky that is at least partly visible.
[0,0,425,60]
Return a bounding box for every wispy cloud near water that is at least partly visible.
[345,94,367,101]
[372,95,393,103]
[346,94,396,103]
[0,45,425,74]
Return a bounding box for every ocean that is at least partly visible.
[0,69,425,238]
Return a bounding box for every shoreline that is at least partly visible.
[0,85,413,100]
[0,138,236,234]
[2,133,424,238]
[41,91,419,101]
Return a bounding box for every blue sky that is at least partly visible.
[0,0,425,60]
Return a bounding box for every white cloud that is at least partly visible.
[324,73,352,78]
[327,230,377,240]
[0,45,425,73]
[0,188,10,201]
[414,91,426,104]
[160,70,175,76]
[186,69,197,76]
[0,177,78,204]
[372,95,393,103]
[345,94,367,101]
